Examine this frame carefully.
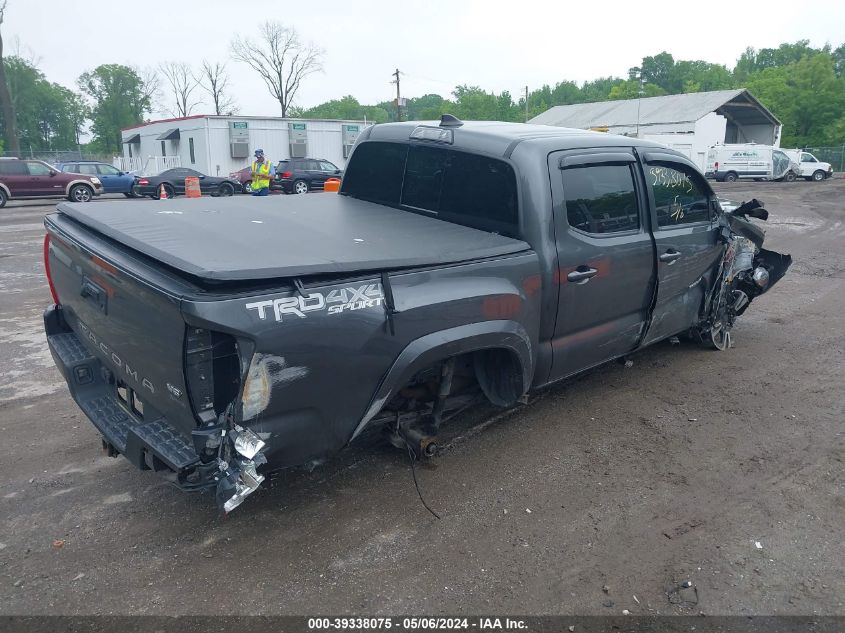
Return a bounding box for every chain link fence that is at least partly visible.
[0,149,113,164]
[805,146,845,174]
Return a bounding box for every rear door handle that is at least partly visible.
[567,266,598,284]
[659,250,682,264]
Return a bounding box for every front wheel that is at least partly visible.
[218,182,235,197]
[0,188,7,208]
[724,172,738,183]
[293,179,309,194]
[243,180,253,193]
[69,184,93,202]
[812,170,826,182]
[784,172,797,183]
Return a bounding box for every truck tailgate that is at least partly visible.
[44,213,199,467]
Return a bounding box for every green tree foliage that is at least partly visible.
[746,52,845,147]
[77,64,153,154]
[0,56,87,151]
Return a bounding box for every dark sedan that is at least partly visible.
[133,167,241,199]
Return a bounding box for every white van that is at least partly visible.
[705,144,800,182]
[782,149,834,181]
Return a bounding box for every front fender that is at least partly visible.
[351,319,534,440]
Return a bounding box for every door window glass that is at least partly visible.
[62,164,78,173]
[648,165,711,227]
[97,164,120,176]
[319,161,338,172]
[562,165,639,234]
[801,153,817,163]
[27,162,52,176]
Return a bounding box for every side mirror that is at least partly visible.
[49,170,57,177]
[335,169,341,174]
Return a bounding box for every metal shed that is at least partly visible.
[529,89,781,171]
[118,115,370,176]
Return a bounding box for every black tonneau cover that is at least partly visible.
[55,195,529,281]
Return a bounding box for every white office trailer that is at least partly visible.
[118,115,370,176]
[530,89,781,173]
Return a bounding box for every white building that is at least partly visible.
[118,115,371,176]
[529,89,781,172]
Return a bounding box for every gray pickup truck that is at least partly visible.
[43,116,791,512]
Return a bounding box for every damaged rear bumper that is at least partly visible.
[44,305,266,512]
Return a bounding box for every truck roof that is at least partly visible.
[364,120,669,158]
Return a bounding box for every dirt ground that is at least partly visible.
[0,182,842,616]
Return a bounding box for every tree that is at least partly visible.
[746,52,845,146]
[0,55,87,151]
[0,0,20,154]
[608,80,665,100]
[159,61,201,117]
[198,60,237,115]
[77,64,154,154]
[231,21,323,116]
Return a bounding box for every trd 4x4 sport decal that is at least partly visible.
[245,283,384,323]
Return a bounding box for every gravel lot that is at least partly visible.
[0,182,842,616]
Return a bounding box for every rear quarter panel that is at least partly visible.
[182,252,542,468]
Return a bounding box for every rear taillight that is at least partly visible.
[138,178,149,186]
[184,327,240,424]
[280,171,292,179]
[43,234,59,304]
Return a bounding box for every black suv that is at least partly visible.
[276,158,343,194]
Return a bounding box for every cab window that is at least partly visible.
[562,165,639,234]
[648,165,711,227]
[801,153,817,163]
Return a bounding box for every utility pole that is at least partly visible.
[524,85,529,123]
[391,68,402,122]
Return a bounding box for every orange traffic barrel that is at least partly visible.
[324,178,341,193]
[184,176,201,198]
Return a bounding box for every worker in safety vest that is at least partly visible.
[251,148,273,196]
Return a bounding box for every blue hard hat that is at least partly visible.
[254,148,264,157]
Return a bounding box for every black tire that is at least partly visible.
[812,170,826,182]
[243,180,253,193]
[293,179,309,194]
[724,172,738,183]
[68,184,93,203]
[123,192,136,198]
[0,188,6,208]
[784,171,797,183]
[218,182,235,197]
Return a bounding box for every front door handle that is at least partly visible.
[567,266,598,284]
[659,249,682,264]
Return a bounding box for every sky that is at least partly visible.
[6,0,845,120]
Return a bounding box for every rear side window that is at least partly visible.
[76,164,98,175]
[0,161,27,175]
[62,163,78,172]
[343,141,519,236]
[648,165,711,227]
[562,165,640,234]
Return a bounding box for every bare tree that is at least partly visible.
[138,66,161,113]
[231,22,323,117]
[159,61,202,117]
[198,60,237,115]
[0,0,20,155]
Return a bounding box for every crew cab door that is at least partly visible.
[26,161,62,195]
[639,155,723,345]
[548,150,656,380]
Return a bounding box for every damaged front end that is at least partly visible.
[698,199,792,349]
